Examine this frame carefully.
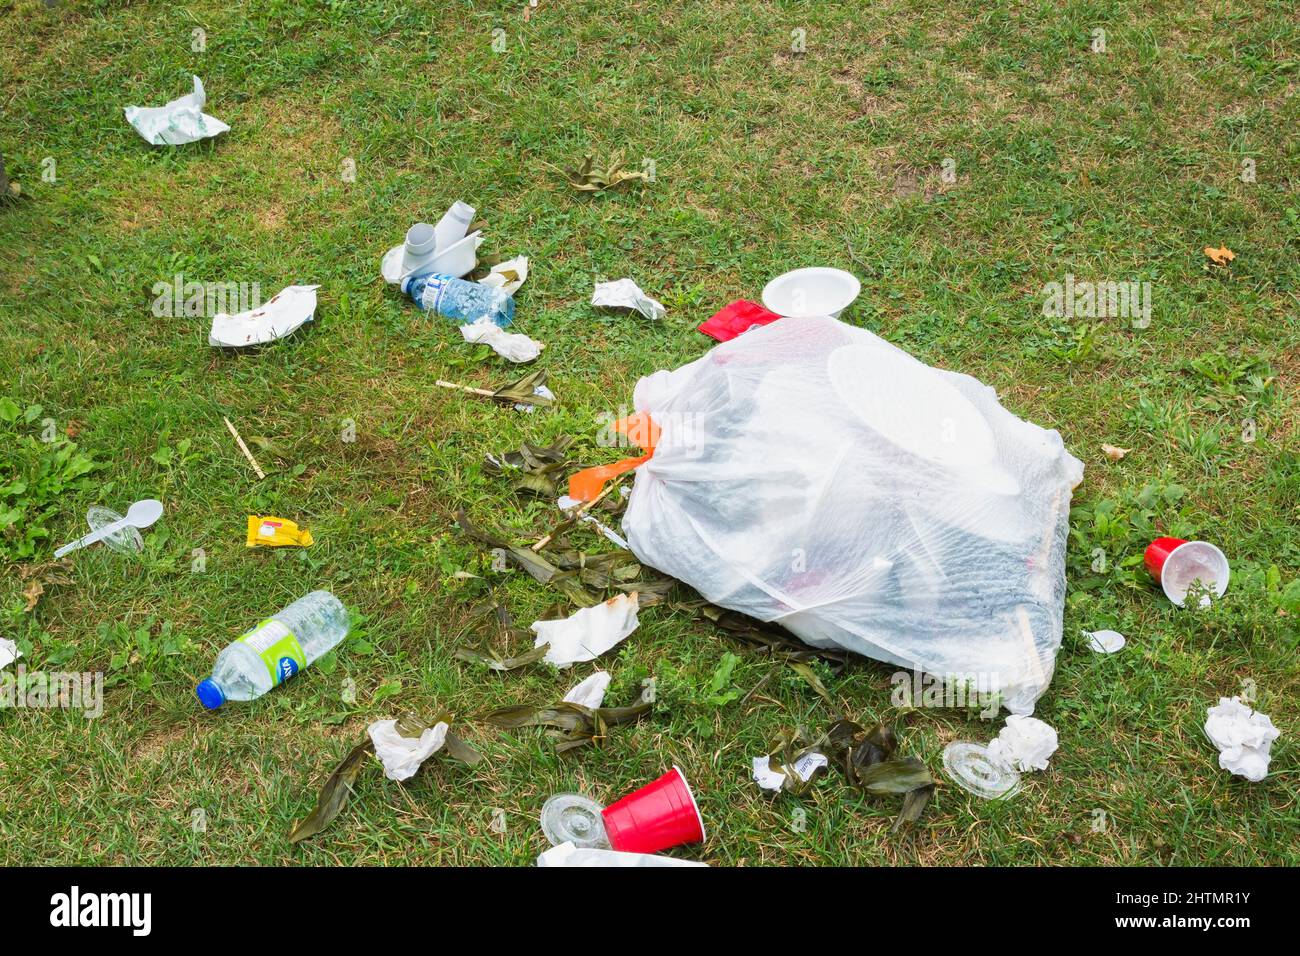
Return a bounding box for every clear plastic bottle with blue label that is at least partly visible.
[401,273,515,327]
[195,591,349,709]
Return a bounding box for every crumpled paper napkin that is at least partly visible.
[537,841,707,867]
[459,319,543,363]
[562,671,612,709]
[367,719,448,782]
[591,278,665,321]
[124,76,229,146]
[986,715,1058,772]
[532,593,639,667]
[1204,696,1279,782]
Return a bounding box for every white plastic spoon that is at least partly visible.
[55,499,164,558]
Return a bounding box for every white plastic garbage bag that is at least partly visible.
[619,316,1083,714]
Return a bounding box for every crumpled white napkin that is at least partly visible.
[537,841,707,867]
[209,285,319,347]
[591,278,665,321]
[532,593,639,667]
[1204,696,1279,782]
[478,256,528,296]
[459,319,543,363]
[124,76,229,146]
[986,715,1058,772]
[562,671,611,709]
[367,719,448,782]
[0,637,21,670]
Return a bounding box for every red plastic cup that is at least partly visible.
[1144,537,1230,607]
[601,766,706,854]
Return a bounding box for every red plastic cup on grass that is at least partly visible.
[1144,537,1230,608]
[601,766,706,854]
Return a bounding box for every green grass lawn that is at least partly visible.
[1,0,1297,866]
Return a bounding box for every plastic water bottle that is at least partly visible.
[401,273,515,327]
[195,591,349,710]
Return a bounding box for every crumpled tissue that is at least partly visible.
[562,671,611,709]
[209,285,319,348]
[367,719,448,782]
[751,751,828,792]
[532,593,639,667]
[591,278,665,321]
[0,637,21,671]
[124,76,229,146]
[478,256,529,296]
[537,841,707,867]
[459,319,543,363]
[986,715,1058,772]
[1204,696,1279,782]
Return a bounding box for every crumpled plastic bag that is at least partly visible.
[537,841,707,867]
[124,76,229,146]
[209,285,319,347]
[531,593,639,667]
[618,315,1084,714]
[459,319,543,363]
[1204,696,1279,782]
[367,719,448,782]
[0,637,21,670]
[986,715,1058,772]
[591,278,665,321]
[562,671,612,709]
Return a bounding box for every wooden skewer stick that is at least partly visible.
[435,379,495,397]
[531,475,624,552]
[224,416,265,480]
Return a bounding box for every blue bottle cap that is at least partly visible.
[195,678,226,710]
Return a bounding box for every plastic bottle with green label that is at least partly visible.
[195,591,349,710]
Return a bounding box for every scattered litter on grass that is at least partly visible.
[1204,245,1236,266]
[290,714,480,843]
[478,255,529,296]
[246,515,313,548]
[1204,696,1279,782]
[986,715,1058,772]
[537,841,707,867]
[0,637,21,670]
[557,495,629,549]
[697,299,781,342]
[1100,443,1131,462]
[562,670,611,709]
[54,498,162,558]
[223,416,266,479]
[124,75,229,146]
[1085,629,1126,653]
[368,718,448,782]
[435,370,553,408]
[591,278,665,321]
[531,592,640,667]
[1144,537,1230,608]
[459,319,543,363]
[557,153,649,193]
[209,284,319,348]
[485,691,649,753]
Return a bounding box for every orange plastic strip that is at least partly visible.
[567,413,660,502]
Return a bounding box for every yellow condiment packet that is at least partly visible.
[246,515,314,548]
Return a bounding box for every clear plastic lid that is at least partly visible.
[86,506,144,555]
[942,741,1022,800]
[540,793,609,849]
